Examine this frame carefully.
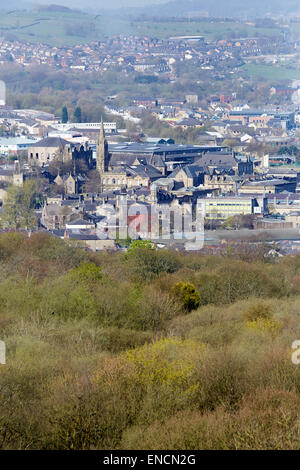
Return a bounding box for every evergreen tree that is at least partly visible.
[73,106,82,123]
[61,106,68,124]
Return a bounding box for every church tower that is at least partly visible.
[96,117,109,174]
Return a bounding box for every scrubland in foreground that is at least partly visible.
[0,232,300,449]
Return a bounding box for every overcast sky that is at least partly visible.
[1,0,298,15]
[19,0,168,9]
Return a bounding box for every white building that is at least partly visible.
[51,122,117,133]
[0,137,37,155]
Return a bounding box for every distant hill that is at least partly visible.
[112,0,300,18]
[2,0,299,17]
[34,4,75,13]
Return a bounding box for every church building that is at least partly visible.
[96,119,163,191]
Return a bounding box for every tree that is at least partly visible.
[69,262,102,284]
[1,180,37,229]
[62,106,68,124]
[278,145,299,156]
[124,242,182,281]
[127,240,155,253]
[73,106,82,123]
[222,215,254,230]
[222,138,239,149]
[82,169,100,193]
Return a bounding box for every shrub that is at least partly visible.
[170,281,200,312]
[23,232,88,268]
[122,389,300,450]
[42,276,97,320]
[0,231,25,260]
[127,240,155,253]
[194,261,289,306]
[246,318,282,338]
[69,262,102,284]
[98,327,153,353]
[125,248,182,281]
[136,285,181,330]
[243,302,273,322]
[123,338,203,389]
[1,231,300,450]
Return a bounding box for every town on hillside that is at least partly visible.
[0,12,300,255]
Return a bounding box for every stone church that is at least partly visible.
[28,136,93,169]
[96,119,162,191]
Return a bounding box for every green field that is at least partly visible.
[0,10,283,46]
[0,10,114,46]
[240,63,300,81]
[135,20,282,41]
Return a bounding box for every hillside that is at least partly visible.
[115,0,300,18]
[0,8,283,46]
[0,232,300,449]
[2,0,300,17]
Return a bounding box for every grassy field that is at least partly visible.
[240,63,300,81]
[135,20,282,41]
[0,10,283,46]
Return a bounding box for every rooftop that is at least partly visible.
[29,136,72,148]
[109,142,226,155]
